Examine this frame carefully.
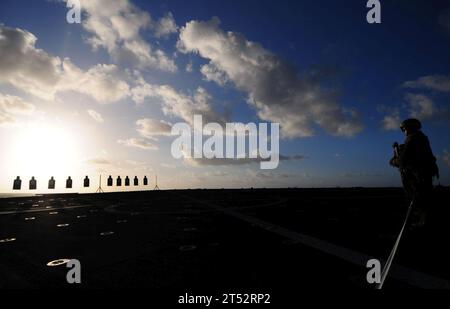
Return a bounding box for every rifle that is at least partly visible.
[393,142,399,157]
[389,142,401,168]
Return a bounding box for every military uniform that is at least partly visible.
[390,126,438,227]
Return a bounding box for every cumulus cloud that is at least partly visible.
[84,156,116,174]
[118,138,158,150]
[154,12,178,38]
[379,92,450,129]
[177,18,363,138]
[87,109,104,123]
[378,105,401,131]
[382,113,401,131]
[136,118,172,138]
[0,25,131,104]
[125,159,148,166]
[131,77,225,125]
[0,25,62,100]
[61,60,130,104]
[404,75,450,93]
[200,63,228,86]
[84,158,112,165]
[405,93,436,120]
[76,0,176,71]
[0,93,35,124]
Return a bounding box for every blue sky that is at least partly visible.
[0,0,449,192]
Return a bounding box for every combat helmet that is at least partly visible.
[400,118,422,132]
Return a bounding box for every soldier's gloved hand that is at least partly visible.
[390,157,399,167]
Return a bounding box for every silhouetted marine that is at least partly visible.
[117,176,122,187]
[134,176,139,186]
[125,176,130,187]
[390,118,439,228]
[143,176,148,186]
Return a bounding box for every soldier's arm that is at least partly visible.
[397,142,411,169]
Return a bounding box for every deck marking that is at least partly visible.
[0,205,94,216]
[179,193,450,289]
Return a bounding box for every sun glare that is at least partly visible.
[8,123,81,181]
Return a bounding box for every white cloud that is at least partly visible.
[125,159,147,166]
[381,112,401,131]
[161,163,176,169]
[154,12,178,38]
[118,138,158,150]
[136,118,172,138]
[61,60,130,104]
[404,75,450,93]
[0,113,11,125]
[200,63,228,86]
[177,18,363,138]
[379,92,450,129]
[84,158,111,165]
[0,93,35,125]
[405,93,436,120]
[0,25,62,100]
[0,25,134,103]
[87,109,104,123]
[83,156,116,174]
[131,77,224,125]
[0,25,131,104]
[76,0,177,72]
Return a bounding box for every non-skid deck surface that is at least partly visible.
[0,188,449,289]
